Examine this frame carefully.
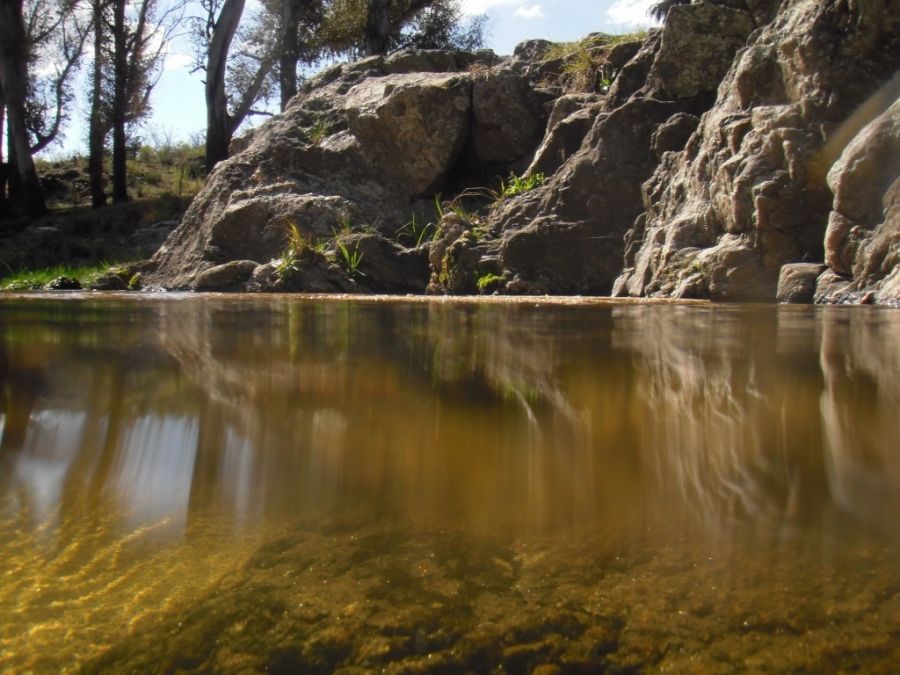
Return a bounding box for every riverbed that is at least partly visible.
[1,295,897,672]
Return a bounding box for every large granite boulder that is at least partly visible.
[144,49,547,291]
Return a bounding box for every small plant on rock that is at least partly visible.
[275,222,308,279]
[396,213,436,247]
[336,238,364,277]
[476,273,503,293]
[501,171,546,198]
[308,120,330,145]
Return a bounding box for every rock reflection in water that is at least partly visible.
[820,307,900,523]
[0,297,898,672]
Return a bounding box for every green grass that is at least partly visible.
[0,262,123,291]
[308,120,330,145]
[396,214,436,247]
[476,273,503,292]
[275,222,318,279]
[335,238,364,276]
[501,172,546,198]
[35,140,205,209]
[542,31,648,92]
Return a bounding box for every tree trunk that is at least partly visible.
[205,0,245,173]
[279,0,300,111]
[89,0,107,208]
[0,83,8,214]
[0,0,47,216]
[365,0,391,56]
[111,0,128,203]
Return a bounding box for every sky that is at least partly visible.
[44,0,659,157]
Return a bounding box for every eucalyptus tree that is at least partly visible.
[0,0,89,215]
[0,0,42,215]
[322,0,486,58]
[87,0,183,206]
[194,0,279,171]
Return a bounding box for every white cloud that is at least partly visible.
[164,52,195,71]
[606,0,659,26]
[514,4,545,19]
[459,0,523,15]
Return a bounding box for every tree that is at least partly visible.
[87,0,180,206]
[364,0,390,55]
[196,0,277,171]
[23,0,91,153]
[321,0,485,58]
[88,0,108,206]
[0,80,8,214]
[277,0,322,110]
[0,0,90,215]
[1,0,47,217]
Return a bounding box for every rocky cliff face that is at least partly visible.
[614,0,900,304]
[146,0,900,305]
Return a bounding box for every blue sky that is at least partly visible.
[46,0,658,157]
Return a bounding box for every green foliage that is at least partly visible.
[335,238,364,276]
[501,172,546,198]
[396,214,436,247]
[275,222,310,279]
[476,272,503,292]
[335,213,353,235]
[311,239,331,256]
[320,0,486,58]
[543,32,648,93]
[0,262,124,291]
[308,119,330,145]
[606,29,648,45]
[448,199,479,223]
[433,193,446,221]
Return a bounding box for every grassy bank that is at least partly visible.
[0,262,127,291]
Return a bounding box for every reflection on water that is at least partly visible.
[0,296,898,671]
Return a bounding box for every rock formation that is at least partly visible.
[614,0,900,304]
[145,48,552,292]
[145,0,900,306]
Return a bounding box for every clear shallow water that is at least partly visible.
[0,295,897,672]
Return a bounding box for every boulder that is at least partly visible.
[138,0,900,303]
[343,72,472,196]
[651,112,699,158]
[818,92,900,305]
[143,48,552,292]
[192,260,258,291]
[470,71,549,165]
[645,3,755,101]
[528,105,604,177]
[777,263,827,304]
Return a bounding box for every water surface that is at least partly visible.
[0,295,898,672]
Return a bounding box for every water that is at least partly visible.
[0,295,897,672]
